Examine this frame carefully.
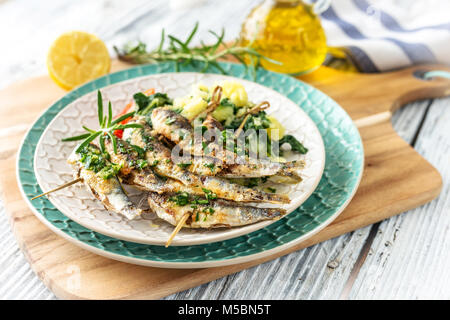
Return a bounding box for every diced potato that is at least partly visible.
[180,96,208,120]
[266,116,285,141]
[212,105,234,122]
[173,96,191,109]
[191,83,210,100]
[217,80,248,107]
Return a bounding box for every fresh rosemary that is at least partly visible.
[114,22,279,79]
[61,90,143,154]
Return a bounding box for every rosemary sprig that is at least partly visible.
[62,90,142,153]
[114,22,280,79]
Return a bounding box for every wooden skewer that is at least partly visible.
[234,101,270,138]
[189,86,223,123]
[205,86,223,114]
[31,177,82,200]
[165,213,190,247]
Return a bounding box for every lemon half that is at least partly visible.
[47,31,111,90]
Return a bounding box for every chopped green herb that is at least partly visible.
[97,162,123,180]
[136,159,148,169]
[165,118,176,125]
[203,207,215,214]
[177,162,192,169]
[204,162,215,172]
[169,192,190,206]
[202,188,217,200]
[130,144,146,157]
[150,160,159,167]
[278,135,308,154]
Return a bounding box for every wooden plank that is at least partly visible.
[338,99,431,299]
[166,227,372,299]
[348,97,450,299]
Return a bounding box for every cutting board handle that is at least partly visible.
[390,64,450,110]
[299,64,450,127]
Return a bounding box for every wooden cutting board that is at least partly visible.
[0,61,449,299]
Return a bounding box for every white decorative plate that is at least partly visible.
[34,72,325,246]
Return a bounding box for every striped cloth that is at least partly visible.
[320,0,450,72]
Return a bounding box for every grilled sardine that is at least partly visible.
[147,192,286,228]
[67,145,142,220]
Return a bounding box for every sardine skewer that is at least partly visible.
[148,193,287,229]
[124,120,290,204]
[68,144,143,220]
[152,108,304,181]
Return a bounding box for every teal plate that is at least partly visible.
[17,62,364,268]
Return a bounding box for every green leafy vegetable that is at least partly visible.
[133,92,173,115]
[278,135,308,154]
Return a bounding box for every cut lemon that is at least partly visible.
[47,31,111,90]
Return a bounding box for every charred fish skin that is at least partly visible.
[67,146,143,220]
[126,121,289,204]
[104,137,170,194]
[151,107,192,148]
[147,192,287,229]
[152,108,223,159]
[150,109,224,175]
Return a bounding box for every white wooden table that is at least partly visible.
[0,0,448,300]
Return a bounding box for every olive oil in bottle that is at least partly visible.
[240,0,328,75]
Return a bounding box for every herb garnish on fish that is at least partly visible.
[62,91,143,154]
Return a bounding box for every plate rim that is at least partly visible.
[32,71,326,246]
[17,62,364,268]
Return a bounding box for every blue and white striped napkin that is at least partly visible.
[320,0,450,72]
